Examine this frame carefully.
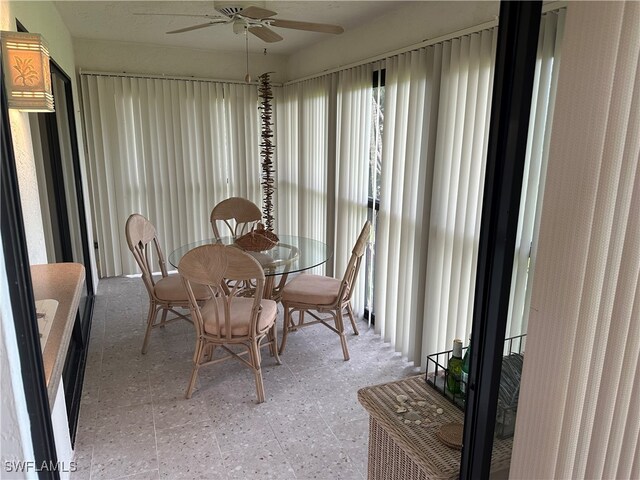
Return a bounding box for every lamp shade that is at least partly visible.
[1,31,54,112]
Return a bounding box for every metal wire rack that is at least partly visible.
[425,334,526,439]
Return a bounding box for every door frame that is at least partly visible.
[1,52,60,479]
[460,1,542,477]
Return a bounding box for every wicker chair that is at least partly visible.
[210,197,262,241]
[125,213,210,354]
[178,243,280,403]
[279,221,371,360]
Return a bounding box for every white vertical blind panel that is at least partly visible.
[80,74,260,276]
[334,65,372,315]
[506,10,566,338]
[274,84,299,235]
[420,29,496,364]
[81,75,123,276]
[374,44,450,360]
[511,2,640,477]
[278,76,333,275]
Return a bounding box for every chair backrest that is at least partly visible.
[125,213,168,295]
[338,220,371,304]
[178,244,266,340]
[210,197,262,241]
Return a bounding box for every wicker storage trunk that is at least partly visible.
[358,376,513,480]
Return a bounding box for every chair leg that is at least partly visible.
[346,302,359,335]
[297,310,305,329]
[334,310,350,361]
[249,340,265,403]
[279,304,291,355]
[270,324,281,365]
[185,341,204,399]
[159,308,169,328]
[141,303,159,354]
[205,344,215,362]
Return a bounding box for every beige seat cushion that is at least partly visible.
[282,274,342,306]
[200,297,277,336]
[154,274,209,302]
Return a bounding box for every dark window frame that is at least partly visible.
[461,1,542,477]
[364,68,385,324]
[1,42,60,479]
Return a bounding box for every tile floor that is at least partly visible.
[71,276,419,480]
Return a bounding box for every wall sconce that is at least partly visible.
[1,31,54,112]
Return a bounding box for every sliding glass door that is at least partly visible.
[461,2,543,477]
[28,59,95,444]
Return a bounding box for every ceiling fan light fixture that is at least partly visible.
[232,19,247,35]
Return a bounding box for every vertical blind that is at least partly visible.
[80,75,260,276]
[275,76,332,248]
[506,9,566,338]
[276,66,371,291]
[333,65,372,314]
[511,2,640,477]
[418,29,496,362]
[372,12,564,367]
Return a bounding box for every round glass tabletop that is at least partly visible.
[168,235,333,276]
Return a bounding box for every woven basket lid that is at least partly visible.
[437,423,464,450]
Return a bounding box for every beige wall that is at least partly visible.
[3,0,98,287]
[285,1,498,80]
[1,0,98,471]
[74,37,289,83]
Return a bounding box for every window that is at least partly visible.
[364,69,385,323]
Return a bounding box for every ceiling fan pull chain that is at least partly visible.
[244,29,251,83]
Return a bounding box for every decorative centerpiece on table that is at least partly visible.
[235,223,279,252]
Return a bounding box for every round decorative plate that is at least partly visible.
[437,423,464,450]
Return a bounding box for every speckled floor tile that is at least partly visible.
[90,404,157,480]
[282,440,362,480]
[152,394,210,431]
[107,469,160,480]
[221,440,295,480]
[209,404,277,452]
[70,444,93,480]
[73,276,419,480]
[155,420,226,479]
[97,367,151,410]
[269,411,336,450]
[329,417,370,476]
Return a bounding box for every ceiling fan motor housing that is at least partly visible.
[214,1,266,18]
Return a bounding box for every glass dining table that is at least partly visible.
[168,235,333,301]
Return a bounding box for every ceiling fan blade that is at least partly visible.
[167,21,225,34]
[248,26,283,43]
[269,19,344,34]
[134,13,224,19]
[240,6,277,19]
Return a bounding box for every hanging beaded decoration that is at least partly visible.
[258,72,276,232]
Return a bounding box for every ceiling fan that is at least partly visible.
[136,2,345,43]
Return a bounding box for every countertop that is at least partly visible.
[30,263,85,405]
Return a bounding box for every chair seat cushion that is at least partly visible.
[154,274,209,302]
[200,297,277,336]
[282,274,342,306]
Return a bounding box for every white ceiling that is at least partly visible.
[54,1,411,55]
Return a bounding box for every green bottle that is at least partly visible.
[461,339,471,395]
[447,339,463,394]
